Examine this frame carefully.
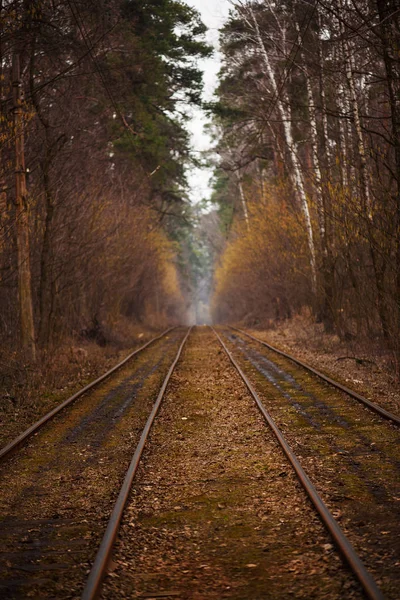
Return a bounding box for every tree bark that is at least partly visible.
[294,10,335,330]
[28,34,57,347]
[38,150,55,347]
[376,0,400,351]
[12,53,36,360]
[237,175,250,230]
[339,4,371,215]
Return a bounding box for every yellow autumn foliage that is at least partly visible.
[66,193,185,329]
[212,187,311,324]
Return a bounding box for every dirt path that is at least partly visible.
[102,327,363,599]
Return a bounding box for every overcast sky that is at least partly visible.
[185,0,231,204]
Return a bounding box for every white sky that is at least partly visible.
[185,0,231,204]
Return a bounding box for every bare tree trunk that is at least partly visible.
[376,0,400,349]
[0,6,7,239]
[12,53,36,360]
[304,63,325,240]
[38,150,55,347]
[237,174,250,230]
[339,7,371,215]
[317,10,331,173]
[316,10,336,331]
[28,36,57,347]
[337,80,349,189]
[335,35,354,189]
[337,2,391,338]
[268,123,286,181]
[299,30,335,330]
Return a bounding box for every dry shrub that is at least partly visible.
[212,190,312,324]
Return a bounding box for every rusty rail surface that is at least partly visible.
[0,328,176,462]
[81,327,192,600]
[213,326,385,600]
[231,326,400,427]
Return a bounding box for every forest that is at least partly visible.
[1,0,400,372]
[212,0,400,371]
[0,0,211,363]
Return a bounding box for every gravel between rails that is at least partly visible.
[101,326,364,600]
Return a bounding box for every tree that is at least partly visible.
[0,0,211,352]
[210,0,400,369]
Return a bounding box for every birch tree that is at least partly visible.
[293,4,335,328]
[238,1,318,293]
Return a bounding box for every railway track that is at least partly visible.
[0,327,175,461]
[230,326,400,426]
[82,328,192,600]
[215,326,400,600]
[0,327,190,599]
[97,326,398,600]
[0,326,398,599]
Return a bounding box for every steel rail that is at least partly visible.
[0,328,176,462]
[81,326,192,600]
[212,327,385,600]
[231,326,400,427]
